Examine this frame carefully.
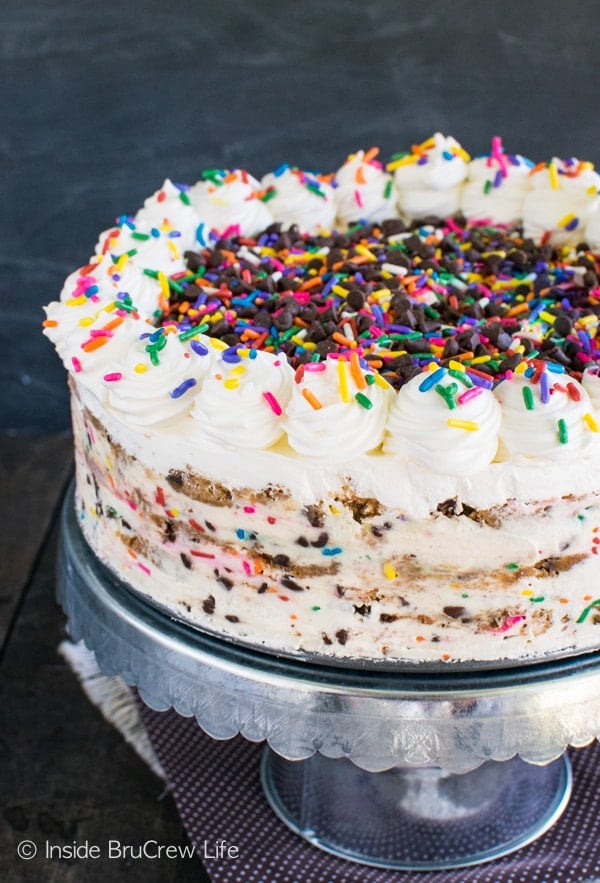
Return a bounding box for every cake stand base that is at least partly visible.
[260,749,572,870]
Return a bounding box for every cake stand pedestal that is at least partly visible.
[57,490,600,871]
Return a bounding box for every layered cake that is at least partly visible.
[44,134,600,665]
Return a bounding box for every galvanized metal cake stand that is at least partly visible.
[57,486,600,871]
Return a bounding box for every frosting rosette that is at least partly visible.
[284,356,392,462]
[95,179,199,273]
[260,166,336,234]
[43,263,114,357]
[460,138,533,226]
[495,370,598,459]
[192,348,294,449]
[57,305,150,397]
[188,169,273,241]
[103,331,211,428]
[384,368,501,475]
[522,158,600,246]
[389,133,469,221]
[334,148,395,226]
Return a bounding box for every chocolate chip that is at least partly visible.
[553,315,573,336]
[437,498,458,517]
[381,218,406,236]
[346,289,365,310]
[273,554,291,567]
[202,595,216,614]
[215,571,233,590]
[353,604,371,617]
[304,505,324,528]
[442,337,460,358]
[443,605,466,619]
[281,576,305,592]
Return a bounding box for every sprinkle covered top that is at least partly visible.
[43,134,600,470]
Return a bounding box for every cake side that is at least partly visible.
[71,380,600,664]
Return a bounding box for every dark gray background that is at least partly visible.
[4,0,600,432]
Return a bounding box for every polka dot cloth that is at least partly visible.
[137,701,600,883]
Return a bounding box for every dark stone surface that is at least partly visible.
[0,433,72,653]
[4,0,600,432]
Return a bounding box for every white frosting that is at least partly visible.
[192,349,294,449]
[584,205,600,249]
[495,371,598,459]
[43,265,112,358]
[261,167,336,233]
[392,133,469,220]
[134,178,200,242]
[582,367,600,411]
[461,149,533,225]
[384,370,502,475]
[95,180,199,273]
[101,263,163,318]
[61,310,151,400]
[522,158,600,245]
[284,359,392,462]
[188,170,273,240]
[334,149,395,225]
[103,333,212,428]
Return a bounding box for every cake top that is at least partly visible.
[43,134,600,473]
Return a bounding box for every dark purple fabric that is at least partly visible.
[138,701,600,883]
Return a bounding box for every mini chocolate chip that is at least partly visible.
[443,606,466,619]
[442,337,460,358]
[353,604,371,617]
[281,576,305,592]
[273,554,291,567]
[215,571,234,590]
[164,520,176,543]
[273,309,294,330]
[202,595,216,614]
[553,315,573,336]
[304,505,324,528]
[346,289,365,309]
